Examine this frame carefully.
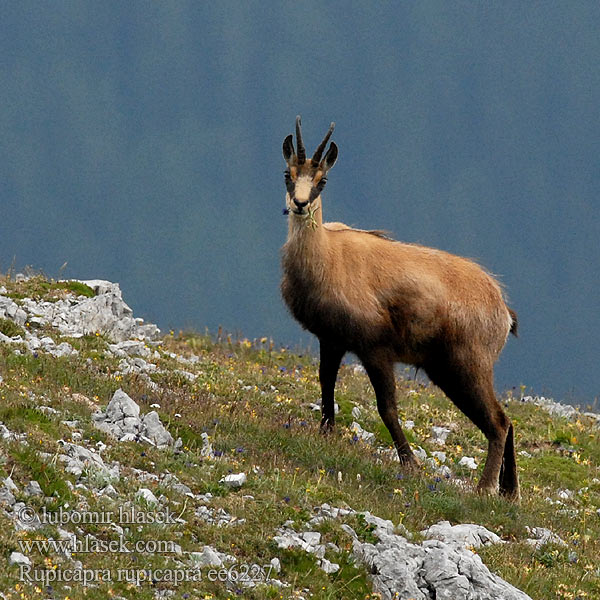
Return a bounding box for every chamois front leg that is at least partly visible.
[319,340,345,433]
[362,355,420,470]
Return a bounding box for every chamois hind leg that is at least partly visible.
[426,358,516,497]
[362,355,419,470]
[499,422,520,501]
[319,340,345,433]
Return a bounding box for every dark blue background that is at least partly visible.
[2,2,599,404]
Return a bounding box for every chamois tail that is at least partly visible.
[508,308,518,337]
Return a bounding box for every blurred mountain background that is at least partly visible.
[1,2,599,404]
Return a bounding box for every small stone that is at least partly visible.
[0,485,16,507]
[142,411,173,447]
[524,526,567,549]
[24,481,43,497]
[190,546,223,567]
[220,473,247,488]
[136,488,158,505]
[100,484,118,497]
[458,456,478,470]
[270,557,281,573]
[320,558,340,574]
[431,426,451,445]
[301,531,321,547]
[3,477,18,493]
[9,552,31,566]
[350,422,375,444]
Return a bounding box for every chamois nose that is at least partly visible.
[293,198,308,209]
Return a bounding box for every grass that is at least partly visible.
[1,277,600,599]
[0,319,24,338]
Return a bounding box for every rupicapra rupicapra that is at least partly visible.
[280,117,519,500]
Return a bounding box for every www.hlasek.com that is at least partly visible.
[18,536,178,554]
[20,564,275,587]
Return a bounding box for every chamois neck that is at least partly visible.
[286,197,324,240]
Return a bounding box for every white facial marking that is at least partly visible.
[294,176,313,203]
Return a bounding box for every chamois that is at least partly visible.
[280,117,520,500]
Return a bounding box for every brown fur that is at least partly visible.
[280,119,520,501]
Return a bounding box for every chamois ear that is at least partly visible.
[321,142,338,172]
[283,134,295,164]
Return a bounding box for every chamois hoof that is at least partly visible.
[398,454,421,473]
[319,419,335,434]
[500,486,521,504]
[476,482,499,497]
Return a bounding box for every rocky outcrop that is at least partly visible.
[92,388,173,447]
[350,516,531,600]
[0,279,159,342]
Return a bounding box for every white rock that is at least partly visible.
[190,546,223,567]
[270,557,281,573]
[320,558,340,574]
[353,521,531,600]
[0,485,16,506]
[200,432,213,458]
[93,389,173,447]
[524,526,568,549]
[9,552,31,566]
[58,441,113,479]
[108,340,151,358]
[12,501,42,531]
[3,477,18,493]
[142,411,173,447]
[431,426,451,445]
[431,451,447,463]
[136,488,158,505]
[301,531,321,547]
[220,473,247,488]
[422,521,503,549]
[24,480,43,497]
[414,446,428,461]
[350,422,375,444]
[557,489,573,500]
[351,406,362,420]
[458,456,478,470]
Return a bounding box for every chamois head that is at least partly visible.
[282,116,338,215]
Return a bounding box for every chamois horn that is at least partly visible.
[295,116,306,164]
[312,122,335,165]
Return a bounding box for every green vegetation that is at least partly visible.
[2,274,95,302]
[0,318,24,338]
[0,276,599,599]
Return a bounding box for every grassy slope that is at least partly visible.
[0,276,599,600]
